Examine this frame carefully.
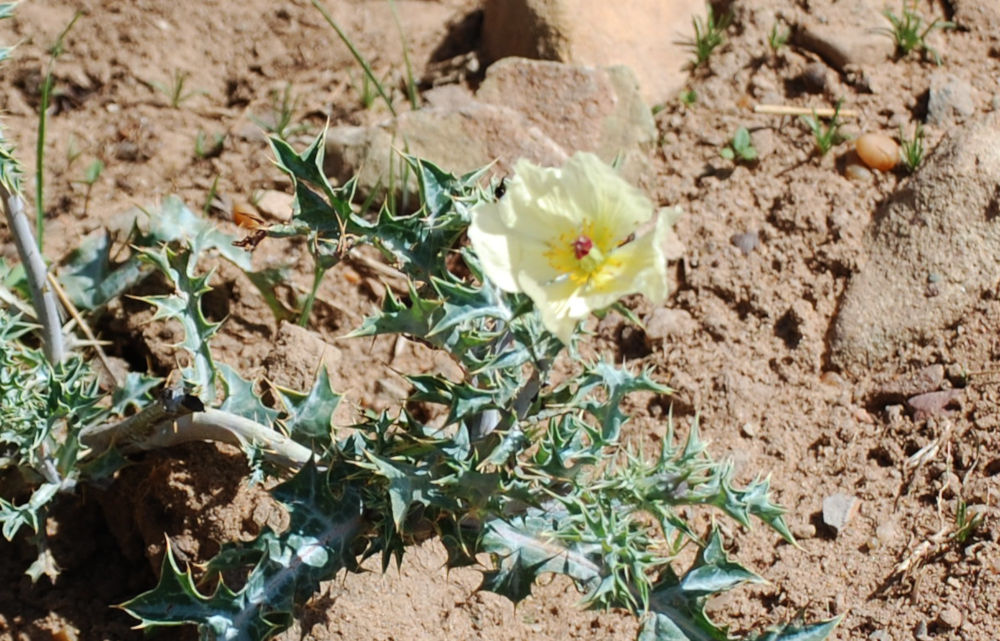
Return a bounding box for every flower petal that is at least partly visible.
[558,153,654,246]
[519,276,587,344]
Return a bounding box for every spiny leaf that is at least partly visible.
[273,366,341,449]
[110,371,162,414]
[480,509,604,603]
[123,463,365,641]
[640,529,761,641]
[219,362,281,426]
[357,451,434,531]
[134,244,220,399]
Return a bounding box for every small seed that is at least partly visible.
[856,133,899,171]
[844,162,872,182]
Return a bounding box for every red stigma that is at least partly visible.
[573,235,593,260]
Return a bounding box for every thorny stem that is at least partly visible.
[1,184,65,364]
[80,390,314,469]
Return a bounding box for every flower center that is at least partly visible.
[573,235,593,259]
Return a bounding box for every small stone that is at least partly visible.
[937,606,963,630]
[844,162,873,183]
[875,520,900,545]
[254,190,294,222]
[800,63,828,93]
[740,422,757,438]
[730,230,759,255]
[644,308,697,344]
[822,493,859,533]
[928,72,976,125]
[792,522,816,540]
[868,630,889,641]
[907,389,962,420]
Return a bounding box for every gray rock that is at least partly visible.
[324,59,658,203]
[730,231,759,255]
[830,115,1000,372]
[324,102,568,205]
[476,58,657,185]
[481,0,704,105]
[822,493,859,533]
[794,0,895,72]
[927,72,977,125]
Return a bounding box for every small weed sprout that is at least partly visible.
[768,23,790,52]
[194,131,226,159]
[71,159,103,217]
[720,127,758,163]
[252,83,306,140]
[680,88,698,107]
[953,500,984,544]
[65,136,83,168]
[882,0,955,65]
[898,122,925,173]
[151,69,205,108]
[686,3,731,68]
[800,101,846,156]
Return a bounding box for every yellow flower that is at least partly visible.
[468,152,673,343]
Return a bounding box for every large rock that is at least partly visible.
[476,58,656,182]
[324,59,657,200]
[324,101,568,200]
[830,115,1000,371]
[794,0,895,71]
[480,0,704,105]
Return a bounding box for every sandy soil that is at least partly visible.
[0,1,998,640]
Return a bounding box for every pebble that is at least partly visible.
[928,72,975,124]
[822,493,859,533]
[254,190,294,221]
[844,162,873,182]
[800,62,829,93]
[643,308,697,343]
[907,389,962,420]
[792,522,816,540]
[937,605,963,630]
[730,230,759,255]
[855,133,899,171]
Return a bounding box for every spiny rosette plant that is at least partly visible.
[112,131,839,641]
[0,6,838,628]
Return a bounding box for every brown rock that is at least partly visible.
[644,308,697,344]
[794,0,895,71]
[324,58,657,201]
[855,133,899,171]
[907,389,962,420]
[254,190,294,222]
[476,58,657,185]
[830,115,1000,371]
[481,0,705,105]
[937,605,963,630]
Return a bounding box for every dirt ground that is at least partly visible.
[1,1,998,640]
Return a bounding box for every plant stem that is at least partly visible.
[1,183,65,363]
[298,262,325,327]
[34,11,82,250]
[80,395,314,469]
[388,0,419,111]
[312,0,396,117]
